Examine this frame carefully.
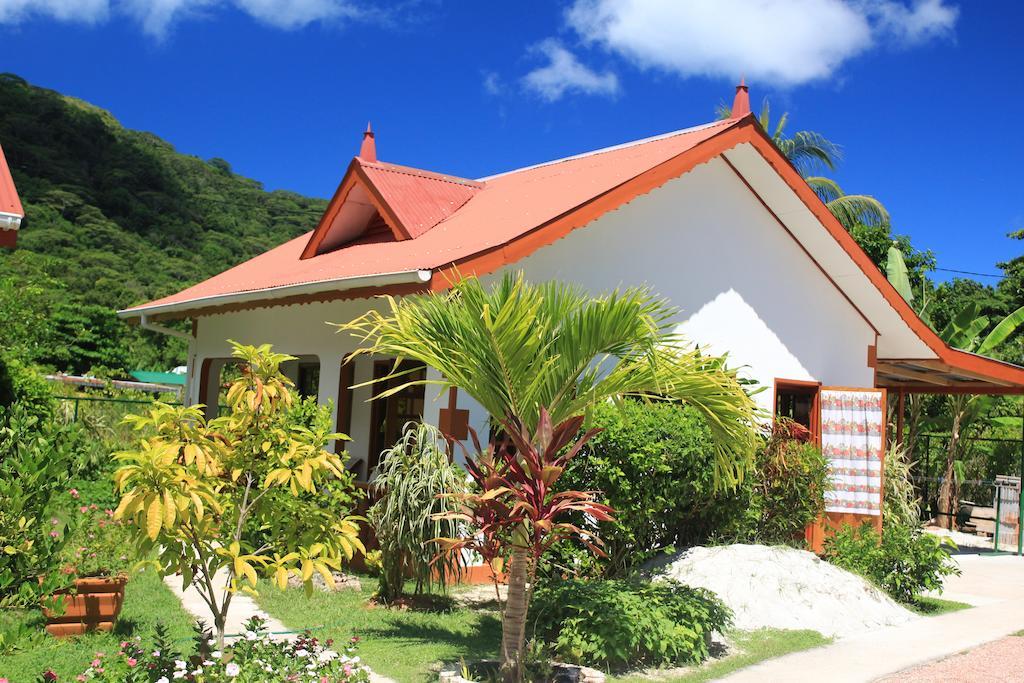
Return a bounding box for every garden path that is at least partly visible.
[164,569,397,683]
[720,553,1024,682]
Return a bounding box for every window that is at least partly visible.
[297,362,320,399]
[774,379,821,443]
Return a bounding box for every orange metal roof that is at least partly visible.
[124,117,737,314]
[0,143,24,218]
[357,160,482,239]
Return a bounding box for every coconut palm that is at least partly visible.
[719,99,889,231]
[336,272,760,680]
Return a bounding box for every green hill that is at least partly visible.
[0,73,327,375]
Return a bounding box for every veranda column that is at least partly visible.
[317,353,343,454]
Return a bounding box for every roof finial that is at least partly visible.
[359,121,376,162]
[731,78,750,118]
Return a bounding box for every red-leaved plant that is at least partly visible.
[434,408,614,682]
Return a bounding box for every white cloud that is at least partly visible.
[522,39,620,101]
[482,70,502,96]
[562,0,959,87]
[0,0,363,36]
[869,0,958,44]
[0,0,109,24]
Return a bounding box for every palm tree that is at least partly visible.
[719,99,889,231]
[336,272,760,680]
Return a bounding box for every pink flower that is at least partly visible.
[91,659,102,668]
[80,506,88,514]
[77,677,86,682]
[89,504,97,511]
[70,489,80,499]
[49,531,59,538]
[126,658,137,667]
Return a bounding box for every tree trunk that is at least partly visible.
[937,411,962,531]
[500,546,533,683]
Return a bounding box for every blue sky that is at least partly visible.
[0,0,1020,283]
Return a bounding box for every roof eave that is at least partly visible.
[118,269,433,321]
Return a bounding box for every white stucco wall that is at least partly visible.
[188,155,876,470]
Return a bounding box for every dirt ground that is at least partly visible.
[879,635,1024,682]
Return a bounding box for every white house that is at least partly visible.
[120,85,1024,536]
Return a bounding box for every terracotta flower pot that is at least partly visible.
[43,575,127,637]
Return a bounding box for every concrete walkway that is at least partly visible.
[163,568,290,642]
[722,553,1024,683]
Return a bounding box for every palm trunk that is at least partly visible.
[500,546,533,683]
[937,411,962,531]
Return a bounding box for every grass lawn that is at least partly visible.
[1,569,196,682]
[611,629,830,682]
[254,579,501,682]
[910,596,973,615]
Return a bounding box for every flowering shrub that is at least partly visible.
[58,501,133,579]
[69,617,372,682]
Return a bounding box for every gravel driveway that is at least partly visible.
[879,635,1024,682]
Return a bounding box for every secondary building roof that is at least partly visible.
[119,85,1024,394]
[0,142,24,247]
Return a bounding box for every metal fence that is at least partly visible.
[911,433,1024,555]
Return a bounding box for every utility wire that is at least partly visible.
[933,267,1005,280]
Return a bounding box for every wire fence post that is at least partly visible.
[995,489,1002,553]
[1018,397,1023,557]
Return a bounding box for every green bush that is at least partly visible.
[824,522,959,603]
[0,397,81,606]
[553,400,744,577]
[531,578,732,670]
[723,423,830,545]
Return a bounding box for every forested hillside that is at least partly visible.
[0,73,326,374]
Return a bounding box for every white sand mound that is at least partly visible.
[648,544,917,638]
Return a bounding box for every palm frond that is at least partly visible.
[786,131,842,176]
[335,272,761,489]
[826,194,890,231]
[805,176,844,204]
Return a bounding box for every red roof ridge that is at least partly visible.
[477,117,737,182]
[357,159,484,189]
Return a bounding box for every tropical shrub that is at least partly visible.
[883,443,921,529]
[114,341,365,646]
[67,616,372,682]
[725,421,830,545]
[824,522,959,603]
[531,578,731,670]
[552,400,742,577]
[368,420,466,601]
[0,357,83,607]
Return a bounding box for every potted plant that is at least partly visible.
[43,501,133,637]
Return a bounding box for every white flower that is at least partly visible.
[244,630,258,640]
[175,660,187,670]
[192,667,203,676]
[295,648,309,657]
[153,650,161,657]
[211,650,222,659]
[156,678,169,683]
[225,662,240,677]
[172,673,186,680]
[318,650,338,662]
